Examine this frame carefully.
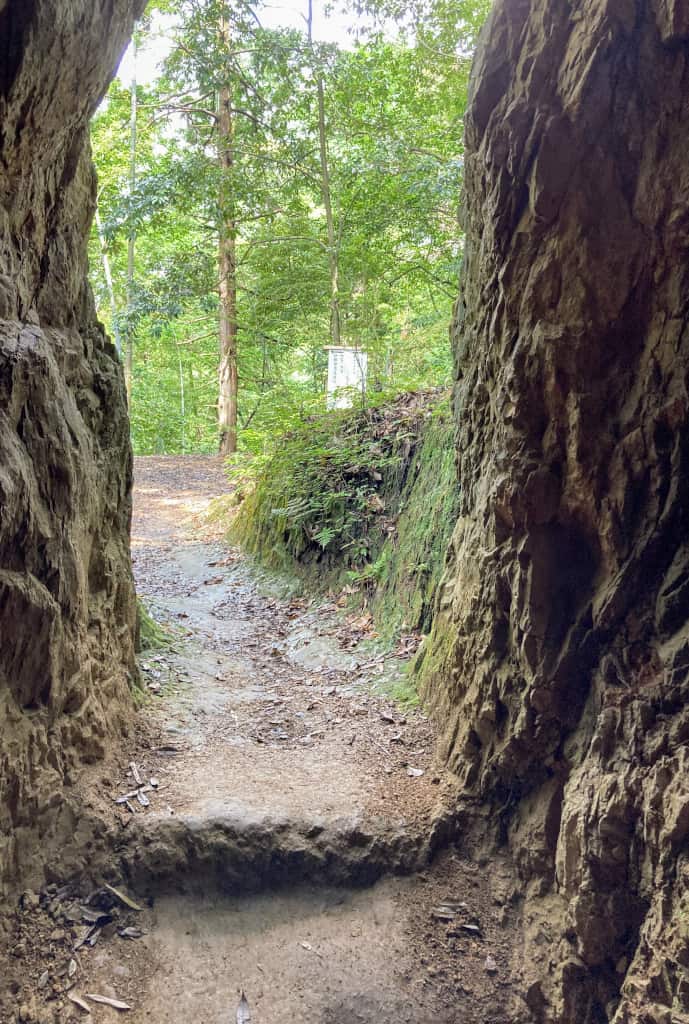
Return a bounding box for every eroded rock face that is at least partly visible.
[421,2,689,1020]
[0,1,144,899]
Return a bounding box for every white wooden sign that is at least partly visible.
[326,346,368,409]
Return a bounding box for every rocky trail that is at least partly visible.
[3,457,519,1024]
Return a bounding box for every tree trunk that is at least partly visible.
[95,203,122,356]
[316,77,341,348]
[124,37,137,407]
[217,16,238,456]
[176,339,186,454]
[309,0,341,349]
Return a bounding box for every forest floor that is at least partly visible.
[6,457,521,1024]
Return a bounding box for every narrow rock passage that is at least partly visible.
[126,455,448,866]
[5,457,519,1024]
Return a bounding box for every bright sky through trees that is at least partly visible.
[93,0,491,455]
[117,1,368,85]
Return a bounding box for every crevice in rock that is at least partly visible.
[0,2,37,97]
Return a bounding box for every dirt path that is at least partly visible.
[127,455,449,844]
[4,457,520,1024]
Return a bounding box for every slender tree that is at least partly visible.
[94,201,122,355]
[124,36,138,405]
[308,0,341,349]
[217,11,240,454]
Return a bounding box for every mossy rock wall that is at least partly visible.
[233,390,459,639]
[370,405,459,637]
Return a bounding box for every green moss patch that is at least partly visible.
[136,599,173,653]
[232,389,459,648]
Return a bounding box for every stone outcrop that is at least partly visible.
[420,1,689,1021]
[0,1,144,899]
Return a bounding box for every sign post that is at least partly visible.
[325,346,368,409]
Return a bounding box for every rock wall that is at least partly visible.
[0,1,144,899]
[420,2,689,1021]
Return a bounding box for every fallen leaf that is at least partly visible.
[80,907,111,925]
[129,762,143,787]
[431,906,457,921]
[62,903,83,924]
[103,883,143,912]
[73,926,92,951]
[74,924,101,951]
[86,994,131,1011]
[299,941,323,957]
[236,991,251,1024]
[118,927,144,940]
[67,993,91,1014]
[114,790,139,805]
[459,924,481,936]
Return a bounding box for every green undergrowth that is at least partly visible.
[231,388,459,644]
[136,599,173,652]
[384,670,423,710]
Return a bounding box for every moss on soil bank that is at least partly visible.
[232,390,459,642]
[136,599,172,652]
